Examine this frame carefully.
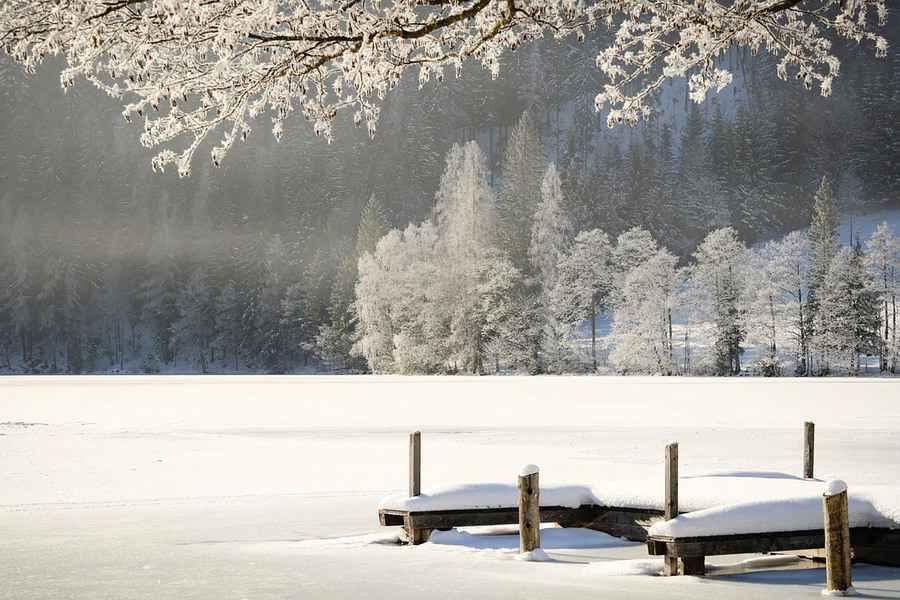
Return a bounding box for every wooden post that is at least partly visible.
[664,442,679,576]
[823,480,852,594]
[804,421,815,480]
[518,464,541,554]
[405,431,429,545]
[409,431,421,497]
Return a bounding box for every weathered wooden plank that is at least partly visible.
[398,505,606,530]
[379,504,665,539]
[518,467,540,553]
[824,485,852,593]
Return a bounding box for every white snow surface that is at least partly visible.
[2,375,900,600]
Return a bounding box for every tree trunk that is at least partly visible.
[591,304,597,372]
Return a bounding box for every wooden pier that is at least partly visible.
[378,425,900,579]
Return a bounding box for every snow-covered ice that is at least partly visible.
[2,375,900,599]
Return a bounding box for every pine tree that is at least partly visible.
[356,194,389,258]
[809,177,840,296]
[529,163,571,372]
[175,269,215,372]
[435,141,496,373]
[214,281,244,371]
[141,195,181,366]
[806,176,840,372]
[497,111,544,273]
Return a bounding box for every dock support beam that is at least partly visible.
[824,481,852,594]
[804,422,815,480]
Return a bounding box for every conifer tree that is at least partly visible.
[497,111,543,273]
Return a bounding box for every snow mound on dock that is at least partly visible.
[649,493,891,538]
[379,483,595,511]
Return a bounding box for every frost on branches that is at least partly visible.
[0,0,889,174]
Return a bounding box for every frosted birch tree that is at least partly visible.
[1,1,888,174]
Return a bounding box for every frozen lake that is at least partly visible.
[2,376,900,599]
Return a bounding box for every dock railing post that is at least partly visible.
[664,442,679,576]
[804,421,815,479]
[823,480,852,595]
[518,464,541,554]
[409,431,421,497]
[404,431,429,545]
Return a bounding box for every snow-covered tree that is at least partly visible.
[436,141,497,373]
[809,177,841,297]
[814,246,882,375]
[1,1,888,173]
[214,281,244,371]
[141,196,181,366]
[498,111,543,273]
[356,194,389,259]
[864,223,899,372]
[354,223,444,374]
[553,228,614,371]
[282,281,314,368]
[474,248,527,373]
[690,227,748,375]
[612,227,658,276]
[746,231,810,375]
[244,234,291,373]
[610,249,681,375]
[529,163,571,372]
[175,269,215,372]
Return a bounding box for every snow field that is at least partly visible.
[2,376,900,599]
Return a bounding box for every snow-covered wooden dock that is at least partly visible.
[378,428,900,578]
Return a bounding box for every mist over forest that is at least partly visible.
[0,26,898,375]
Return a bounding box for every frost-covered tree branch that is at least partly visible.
[0,0,888,175]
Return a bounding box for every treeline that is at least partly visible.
[1,110,899,375]
[1,29,899,374]
[354,117,898,376]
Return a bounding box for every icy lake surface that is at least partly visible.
[2,375,900,599]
